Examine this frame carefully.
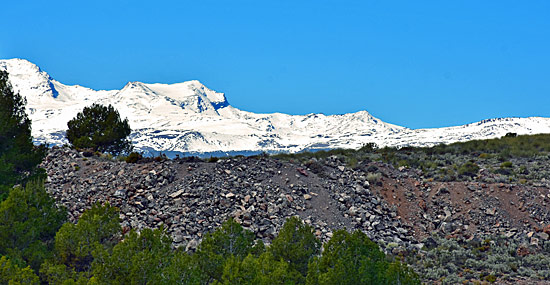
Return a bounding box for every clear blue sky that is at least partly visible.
[3,0,550,129]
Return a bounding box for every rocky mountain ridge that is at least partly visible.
[2,58,550,157]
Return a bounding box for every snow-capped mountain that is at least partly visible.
[2,58,550,156]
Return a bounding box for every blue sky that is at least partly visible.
[3,0,550,129]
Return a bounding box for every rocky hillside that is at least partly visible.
[41,146,550,283]
[42,147,418,252]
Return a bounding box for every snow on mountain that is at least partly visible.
[2,58,550,156]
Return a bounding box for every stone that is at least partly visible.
[348,206,358,216]
[286,194,293,202]
[173,234,183,243]
[297,167,308,176]
[303,194,312,200]
[375,223,385,231]
[169,190,184,198]
[436,187,449,195]
[530,237,539,247]
[422,237,437,250]
[114,189,127,198]
[186,239,198,251]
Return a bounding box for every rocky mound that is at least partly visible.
[41,147,550,283]
[42,147,418,252]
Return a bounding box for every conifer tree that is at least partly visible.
[0,180,66,271]
[66,103,132,155]
[0,70,45,200]
[270,216,320,279]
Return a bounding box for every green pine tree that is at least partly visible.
[91,227,173,284]
[0,70,46,200]
[306,230,420,285]
[40,203,121,284]
[270,216,321,279]
[196,218,258,283]
[0,180,66,271]
[66,103,132,155]
[0,255,39,284]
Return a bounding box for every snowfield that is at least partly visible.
[2,58,550,156]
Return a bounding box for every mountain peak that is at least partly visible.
[0,58,44,76]
[0,58,59,99]
[2,58,550,156]
[0,58,39,68]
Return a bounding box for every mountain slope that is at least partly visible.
[1,58,550,156]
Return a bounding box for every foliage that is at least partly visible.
[41,203,121,282]
[125,152,143,163]
[273,133,550,184]
[269,216,321,278]
[91,227,175,284]
[306,230,419,285]
[55,201,122,266]
[0,255,39,285]
[500,161,513,168]
[366,172,381,184]
[412,235,550,283]
[196,218,257,283]
[0,70,46,200]
[218,252,303,285]
[164,249,207,284]
[66,103,132,155]
[457,161,480,178]
[0,180,66,271]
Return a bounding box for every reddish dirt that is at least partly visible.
[372,166,550,241]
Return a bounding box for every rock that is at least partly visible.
[186,239,198,251]
[423,237,437,250]
[436,187,449,195]
[114,189,127,198]
[286,195,293,202]
[297,168,308,176]
[530,237,539,247]
[173,234,183,243]
[443,209,452,220]
[486,208,496,216]
[169,190,184,198]
[303,194,312,200]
